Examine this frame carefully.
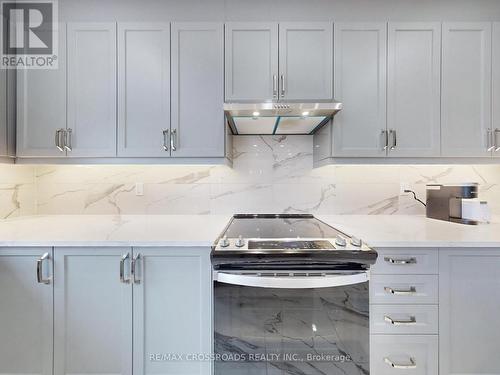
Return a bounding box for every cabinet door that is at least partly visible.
[279,22,333,101]
[54,248,132,375]
[171,23,225,157]
[67,23,117,157]
[0,248,53,375]
[225,22,278,102]
[17,23,66,157]
[442,23,492,157]
[439,249,500,374]
[118,23,170,157]
[387,23,441,157]
[0,69,6,157]
[333,23,387,157]
[493,23,500,157]
[133,248,212,375]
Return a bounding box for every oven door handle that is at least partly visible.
[213,271,369,289]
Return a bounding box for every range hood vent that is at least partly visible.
[224,102,343,135]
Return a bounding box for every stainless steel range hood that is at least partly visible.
[224,102,343,135]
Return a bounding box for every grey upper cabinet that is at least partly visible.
[225,23,278,102]
[493,23,500,157]
[278,22,333,101]
[0,69,7,158]
[332,23,387,157]
[387,23,441,157]
[441,22,492,157]
[67,23,117,157]
[54,248,132,375]
[118,23,171,157]
[439,249,500,374]
[171,22,225,157]
[17,23,67,158]
[0,248,53,375]
[133,248,212,375]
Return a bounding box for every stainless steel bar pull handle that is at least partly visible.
[381,130,389,151]
[384,286,417,295]
[280,74,285,97]
[131,254,141,284]
[487,129,495,151]
[273,75,278,98]
[120,253,131,283]
[384,256,417,265]
[55,129,64,152]
[384,315,417,326]
[64,129,72,152]
[389,129,397,150]
[162,129,169,151]
[37,253,51,284]
[495,129,500,152]
[171,129,177,151]
[384,357,417,369]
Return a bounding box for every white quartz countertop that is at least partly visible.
[0,214,499,248]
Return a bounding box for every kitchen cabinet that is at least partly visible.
[54,248,132,375]
[171,23,225,157]
[278,22,332,101]
[118,23,171,157]
[17,23,67,157]
[0,248,53,375]
[441,22,492,157]
[225,22,278,102]
[132,248,212,375]
[0,69,9,159]
[67,23,117,157]
[493,22,500,157]
[332,23,387,157]
[439,249,500,375]
[387,23,441,157]
[225,22,332,102]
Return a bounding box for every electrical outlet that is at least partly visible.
[400,182,410,195]
[135,182,144,196]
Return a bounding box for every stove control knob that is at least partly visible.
[335,236,347,247]
[350,236,362,247]
[235,235,246,248]
[219,236,230,248]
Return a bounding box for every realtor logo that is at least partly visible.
[0,0,58,69]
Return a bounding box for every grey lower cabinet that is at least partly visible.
[52,246,211,375]
[0,248,53,375]
[170,23,225,158]
[439,249,500,375]
[16,23,67,158]
[331,23,387,157]
[225,22,333,102]
[441,22,492,157]
[117,23,171,157]
[67,23,117,157]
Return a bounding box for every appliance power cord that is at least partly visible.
[404,189,427,207]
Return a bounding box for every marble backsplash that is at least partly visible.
[0,135,499,218]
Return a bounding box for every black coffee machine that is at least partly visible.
[426,183,479,225]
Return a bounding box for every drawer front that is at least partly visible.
[371,249,438,275]
[371,335,438,375]
[370,274,438,304]
[370,305,438,335]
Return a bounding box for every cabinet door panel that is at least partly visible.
[0,69,6,156]
[171,23,225,157]
[439,249,500,374]
[133,248,212,375]
[17,23,66,157]
[493,23,500,157]
[67,23,117,157]
[54,248,132,375]
[118,23,170,157]
[279,22,333,101]
[0,248,53,375]
[388,23,441,157]
[442,23,492,157]
[225,22,278,102]
[333,23,387,157]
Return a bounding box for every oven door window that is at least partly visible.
[214,282,369,374]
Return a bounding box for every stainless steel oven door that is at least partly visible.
[214,270,370,374]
